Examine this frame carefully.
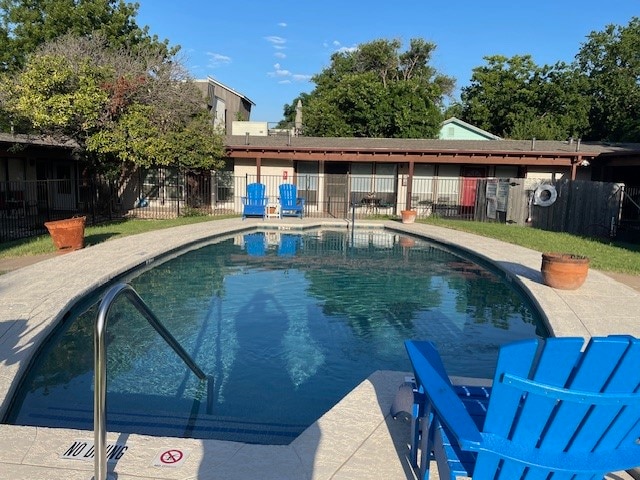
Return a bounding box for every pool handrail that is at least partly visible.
[94,282,208,480]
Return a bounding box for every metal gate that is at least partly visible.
[324,174,349,218]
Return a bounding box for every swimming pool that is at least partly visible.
[4,228,547,445]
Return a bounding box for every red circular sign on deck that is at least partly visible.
[160,449,183,464]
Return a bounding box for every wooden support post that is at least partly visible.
[405,161,415,210]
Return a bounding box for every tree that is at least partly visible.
[88,107,224,171]
[277,92,310,129]
[5,51,111,134]
[459,18,640,142]
[576,17,640,141]
[2,34,225,174]
[285,38,454,138]
[459,55,590,140]
[0,0,174,71]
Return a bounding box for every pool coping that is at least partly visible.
[0,217,638,480]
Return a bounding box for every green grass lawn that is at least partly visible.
[0,215,234,259]
[1,215,639,275]
[421,218,640,275]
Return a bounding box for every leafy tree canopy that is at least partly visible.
[459,17,640,142]
[576,16,640,142]
[0,0,175,71]
[284,38,454,138]
[1,34,224,173]
[460,55,590,140]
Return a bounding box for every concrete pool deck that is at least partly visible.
[0,217,639,480]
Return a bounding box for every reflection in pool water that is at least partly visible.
[5,229,547,444]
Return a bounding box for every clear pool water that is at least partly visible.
[5,229,547,444]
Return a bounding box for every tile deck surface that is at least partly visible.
[0,218,638,480]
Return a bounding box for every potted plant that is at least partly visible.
[540,252,589,290]
[401,209,417,224]
[44,216,87,253]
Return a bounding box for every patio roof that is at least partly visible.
[225,135,640,167]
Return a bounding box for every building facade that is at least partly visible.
[194,77,255,134]
[223,135,640,215]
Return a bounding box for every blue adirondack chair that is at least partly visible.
[242,183,268,220]
[279,184,305,218]
[404,336,640,480]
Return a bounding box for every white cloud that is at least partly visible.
[267,64,309,83]
[274,51,286,59]
[265,36,286,45]
[206,52,231,67]
[278,79,292,84]
[269,63,291,77]
[324,40,356,53]
[278,22,287,27]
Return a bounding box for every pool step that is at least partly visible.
[14,403,306,445]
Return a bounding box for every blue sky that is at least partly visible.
[136,1,638,124]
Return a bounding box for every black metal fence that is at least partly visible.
[2,178,126,242]
[2,172,639,243]
[234,173,476,221]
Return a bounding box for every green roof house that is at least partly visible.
[439,117,501,140]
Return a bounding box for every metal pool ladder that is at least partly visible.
[93,283,209,480]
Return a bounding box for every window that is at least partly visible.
[213,97,226,130]
[351,163,396,206]
[297,161,319,205]
[374,164,395,194]
[56,165,72,195]
[412,164,435,203]
[142,168,184,202]
[351,163,373,194]
[215,167,234,203]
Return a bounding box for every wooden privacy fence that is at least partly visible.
[475,178,624,238]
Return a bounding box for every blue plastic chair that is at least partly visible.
[404,336,640,480]
[279,184,305,218]
[242,183,268,220]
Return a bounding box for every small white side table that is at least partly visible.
[267,203,280,218]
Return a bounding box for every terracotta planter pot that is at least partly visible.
[541,252,589,290]
[401,210,417,224]
[44,216,86,252]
